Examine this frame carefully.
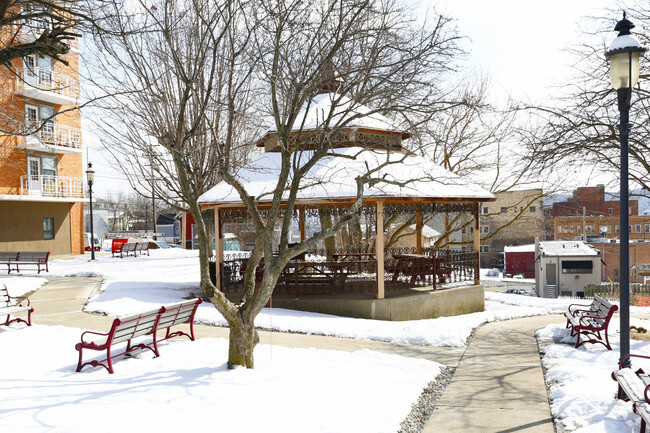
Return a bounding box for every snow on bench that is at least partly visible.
[612,354,650,433]
[564,294,617,350]
[0,285,33,327]
[75,298,203,374]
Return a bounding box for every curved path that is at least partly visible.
[29,277,561,432]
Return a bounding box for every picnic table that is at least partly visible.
[331,252,376,275]
[278,260,349,295]
[387,253,451,285]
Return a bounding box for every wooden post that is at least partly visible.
[299,207,305,242]
[181,211,187,249]
[376,201,385,299]
[214,207,223,290]
[474,202,480,285]
[416,207,423,254]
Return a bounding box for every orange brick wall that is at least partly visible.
[69,202,84,254]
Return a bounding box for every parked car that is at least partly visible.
[504,288,537,296]
[148,240,179,249]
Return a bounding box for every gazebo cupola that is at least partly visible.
[256,65,410,153]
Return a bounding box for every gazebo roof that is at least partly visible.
[256,93,410,151]
[199,147,495,205]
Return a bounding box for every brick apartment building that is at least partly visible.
[470,188,545,268]
[552,185,650,242]
[0,10,85,254]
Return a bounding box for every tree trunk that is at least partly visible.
[228,315,260,369]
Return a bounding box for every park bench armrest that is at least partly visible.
[79,330,111,348]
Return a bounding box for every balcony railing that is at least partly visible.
[21,124,82,153]
[15,67,80,104]
[20,175,85,199]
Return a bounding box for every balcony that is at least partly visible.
[20,124,82,154]
[15,67,80,105]
[20,175,84,199]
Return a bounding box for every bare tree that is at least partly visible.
[87,0,464,368]
[523,8,650,198]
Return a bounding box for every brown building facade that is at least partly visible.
[475,189,545,268]
[0,13,85,254]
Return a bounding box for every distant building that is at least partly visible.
[551,185,650,242]
[535,241,602,298]
[474,189,545,268]
[503,244,535,278]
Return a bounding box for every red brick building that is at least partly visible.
[551,185,650,242]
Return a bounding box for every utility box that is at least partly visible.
[535,240,602,298]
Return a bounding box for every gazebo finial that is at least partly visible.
[317,63,345,94]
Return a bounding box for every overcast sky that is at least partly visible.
[85,0,629,197]
[439,0,621,101]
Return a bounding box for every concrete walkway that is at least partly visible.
[27,277,560,432]
[423,315,561,433]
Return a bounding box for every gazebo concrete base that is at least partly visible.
[269,284,485,321]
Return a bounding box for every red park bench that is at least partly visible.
[564,294,618,350]
[75,298,203,374]
[0,251,49,274]
[1,285,33,327]
[612,354,650,433]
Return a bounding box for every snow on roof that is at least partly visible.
[199,147,495,204]
[268,93,406,136]
[504,244,535,253]
[408,224,441,238]
[538,241,600,257]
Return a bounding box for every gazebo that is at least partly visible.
[198,89,495,320]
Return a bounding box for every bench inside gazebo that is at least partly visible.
[198,85,495,320]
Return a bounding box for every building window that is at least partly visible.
[564,225,568,233]
[577,226,581,234]
[562,260,593,274]
[480,245,489,253]
[616,225,620,234]
[482,226,489,234]
[645,224,650,234]
[569,225,574,233]
[43,217,54,240]
[500,207,507,213]
[482,207,488,214]
[530,206,536,213]
[636,224,642,234]
[609,208,613,216]
[557,226,562,233]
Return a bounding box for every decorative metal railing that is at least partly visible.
[21,123,82,150]
[219,247,477,296]
[15,67,80,100]
[19,175,85,198]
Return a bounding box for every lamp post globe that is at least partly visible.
[605,12,646,369]
[86,162,96,261]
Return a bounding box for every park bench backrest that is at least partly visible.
[18,252,49,262]
[1,286,10,308]
[111,309,161,345]
[135,243,147,252]
[158,299,202,330]
[122,243,137,253]
[0,252,18,261]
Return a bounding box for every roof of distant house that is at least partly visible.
[504,244,535,253]
[538,241,600,257]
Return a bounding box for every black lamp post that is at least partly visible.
[605,12,646,368]
[86,162,96,261]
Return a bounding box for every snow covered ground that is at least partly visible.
[1,249,650,432]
